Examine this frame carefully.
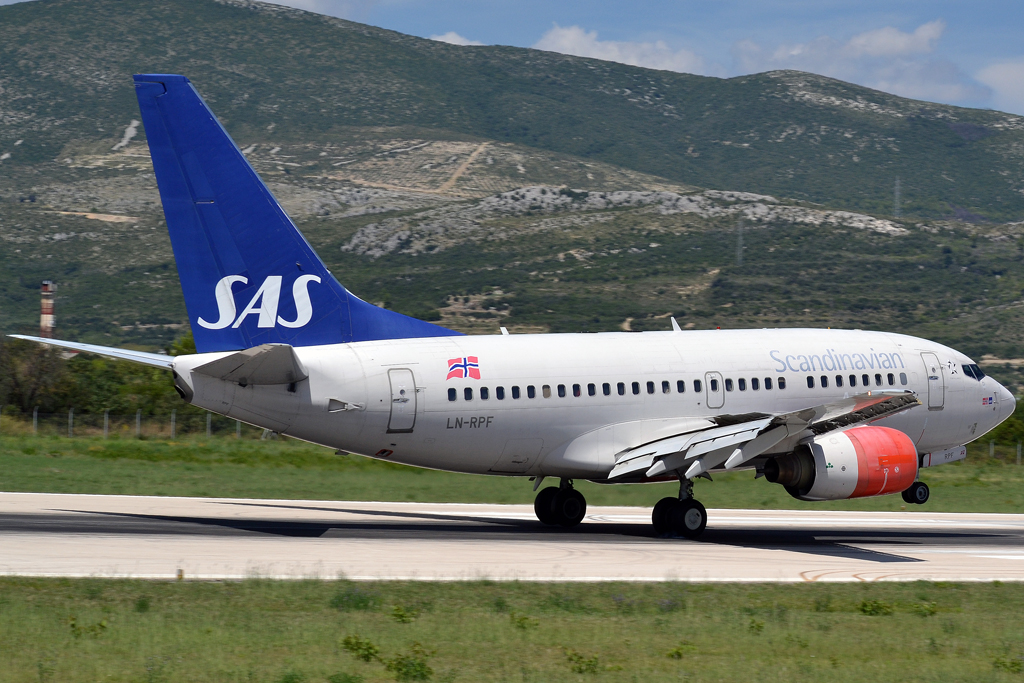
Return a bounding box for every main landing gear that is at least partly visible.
[652,478,708,539]
[534,479,587,528]
[901,481,930,505]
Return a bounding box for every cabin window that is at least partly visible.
[764,377,772,390]
[874,373,882,387]
[527,385,536,399]
[807,376,815,389]
[778,377,786,389]
[573,383,582,397]
[725,378,734,391]
[480,387,489,400]
[862,374,869,386]
[603,382,611,396]
[820,375,829,388]
[496,386,505,400]
[632,381,641,395]
[543,385,552,398]
[662,380,671,394]
[677,380,686,393]
[588,383,596,396]
[617,382,626,396]
[647,381,655,394]
[738,378,747,391]
[849,374,857,387]
[900,372,908,385]
[709,379,718,392]
[557,384,566,398]
[512,386,521,399]
[464,387,473,401]
[448,388,457,402]
[694,379,703,392]
[751,378,760,391]
[887,373,895,386]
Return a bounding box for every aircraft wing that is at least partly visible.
[7,334,174,369]
[608,391,920,481]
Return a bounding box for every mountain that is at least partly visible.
[2,0,1023,221]
[2,0,1024,395]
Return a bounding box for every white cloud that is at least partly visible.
[734,20,989,105]
[846,20,944,58]
[976,61,1024,115]
[429,31,484,46]
[533,25,706,75]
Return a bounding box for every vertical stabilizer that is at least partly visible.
[133,74,457,352]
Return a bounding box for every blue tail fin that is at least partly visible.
[133,74,458,353]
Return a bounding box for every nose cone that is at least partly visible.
[999,382,1017,420]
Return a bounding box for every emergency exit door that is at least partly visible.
[387,368,417,433]
[705,371,725,409]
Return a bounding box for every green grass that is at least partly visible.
[1,578,1023,682]
[2,434,1024,513]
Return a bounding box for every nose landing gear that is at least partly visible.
[534,479,587,528]
[901,481,930,505]
[652,478,708,538]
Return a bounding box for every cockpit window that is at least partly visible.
[963,363,986,381]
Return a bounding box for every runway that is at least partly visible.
[2,492,1024,582]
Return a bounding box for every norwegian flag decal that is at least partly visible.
[447,356,481,380]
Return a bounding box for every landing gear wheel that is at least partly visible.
[534,486,560,525]
[902,481,930,505]
[670,499,708,538]
[652,497,679,535]
[552,488,587,528]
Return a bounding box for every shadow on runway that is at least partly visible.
[14,505,1015,564]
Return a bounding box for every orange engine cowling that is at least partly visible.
[764,426,918,501]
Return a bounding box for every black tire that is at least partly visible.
[553,488,587,528]
[670,499,707,539]
[534,486,560,525]
[901,488,915,505]
[652,497,679,535]
[911,481,930,505]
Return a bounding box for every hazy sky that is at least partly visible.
[5,0,1023,114]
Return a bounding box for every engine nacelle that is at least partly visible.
[764,426,918,501]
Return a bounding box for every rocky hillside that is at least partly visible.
[2,0,1024,220]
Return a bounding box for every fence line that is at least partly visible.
[0,407,258,440]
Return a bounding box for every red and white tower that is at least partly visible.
[40,280,55,338]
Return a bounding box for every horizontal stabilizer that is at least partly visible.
[8,335,173,369]
[192,343,307,386]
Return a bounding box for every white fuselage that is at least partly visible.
[173,328,1015,480]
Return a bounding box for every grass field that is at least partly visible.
[1,578,1023,682]
[2,433,1024,513]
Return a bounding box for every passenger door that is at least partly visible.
[921,352,944,410]
[705,371,725,409]
[387,368,417,433]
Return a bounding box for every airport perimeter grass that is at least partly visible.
[2,433,1024,512]
[1,578,1023,683]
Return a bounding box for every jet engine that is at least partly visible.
[764,426,918,501]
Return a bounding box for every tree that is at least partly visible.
[0,338,66,413]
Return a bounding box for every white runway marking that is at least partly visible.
[2,492,1024,582]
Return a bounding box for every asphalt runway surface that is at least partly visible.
[3,492,1024,582]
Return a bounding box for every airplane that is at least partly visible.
[12,74,1016,538]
